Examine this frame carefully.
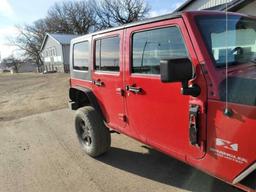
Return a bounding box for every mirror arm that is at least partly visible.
[181,81,201,97]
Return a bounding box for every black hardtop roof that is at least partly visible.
[93,12,181,34]
[72,10,246,42]
[73,12,182,41]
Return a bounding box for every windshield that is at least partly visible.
[196,15,256,68]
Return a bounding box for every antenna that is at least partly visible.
[224,0,233,117]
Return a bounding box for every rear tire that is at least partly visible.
[75,106,111,157]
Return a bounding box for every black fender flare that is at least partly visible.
[69,86,106,121]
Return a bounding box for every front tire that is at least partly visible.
[75,106,111,157]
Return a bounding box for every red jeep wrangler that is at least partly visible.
[69,11,256,191]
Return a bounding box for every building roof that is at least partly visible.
[175,0,194,12]
[40,33,79,51]
[175,0,252,12]
[49,33,79,45]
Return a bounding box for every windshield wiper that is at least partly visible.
[250,58,256,64]
[216,61,240,68]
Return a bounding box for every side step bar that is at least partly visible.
[233,162,256,184]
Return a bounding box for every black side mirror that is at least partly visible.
[160,58,200,97]
[160,58,193,82]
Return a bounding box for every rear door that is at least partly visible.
[124,18,206,159]
[92,31,126,130]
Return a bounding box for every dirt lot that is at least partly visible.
[0,73,69,121]
[0,73,241,192]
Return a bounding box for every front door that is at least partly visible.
[92,31,126,130]
[124,18,206,159]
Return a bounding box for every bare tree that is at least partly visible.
[8,0,150,68]
[45,1,96,34]
[9,21,46,68]
[9,1,96,68]
[93,0,150,29]
[1,55,22,72]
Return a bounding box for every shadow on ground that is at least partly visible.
[97,146,241,192]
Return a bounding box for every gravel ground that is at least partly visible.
[0,109,241,192]
[0,73,69,121]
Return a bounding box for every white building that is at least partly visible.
[175,0,256,16]
[40,33,79,73]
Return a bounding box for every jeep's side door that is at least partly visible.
[124,18,206,159]
[92,30,126,130]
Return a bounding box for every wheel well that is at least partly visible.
[69,88,90,108]
[69,87,106,121]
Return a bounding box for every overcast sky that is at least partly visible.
[0,0,186,59]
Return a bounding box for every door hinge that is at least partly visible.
[189,105,200,146]
[116,88,125,96]
[118,113,127,122]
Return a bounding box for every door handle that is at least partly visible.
[126,85,142,94]
[93,79,104,87]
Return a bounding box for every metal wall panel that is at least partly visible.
[182,0,233,11]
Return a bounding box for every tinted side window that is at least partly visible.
[73,41,89,70]
[132,27,188,74]
[95,36,120,72]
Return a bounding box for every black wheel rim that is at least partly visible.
[79,120,92,146]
